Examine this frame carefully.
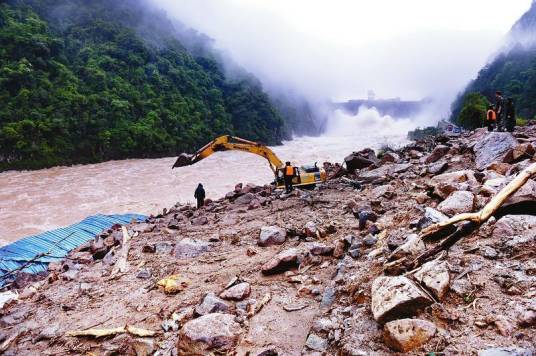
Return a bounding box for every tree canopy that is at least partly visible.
[0,0,286,170]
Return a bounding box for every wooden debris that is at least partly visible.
[66,325,156,338]
[283,304,308,312]
[111,227,132,276]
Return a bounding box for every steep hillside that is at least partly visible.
[451,1,536,126]
[0,0,286,170]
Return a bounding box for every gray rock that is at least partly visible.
[305,334,328,351]
[304,221,318,237]
[390,234,425,261]
[428,160,449,175]
[430,170,479,199]
[417,207,450,230]
[477,347,534,356]
[220,282,251,301]
[473,132,518,170]
[493,215,536,253]
[174,238,210,258]
[178,313,242,354]
[320,287,336,309]
[358,164,412,182]
[234,192,256,205]
[482,246,498,259]
[371,276,433,324]
[307,242,334,256]
[258,226,287,247]
[363,235,377,247]
[261,248,300,275]
[424,145,450,164]
[136,268,152,279]
[437,191,475,216]
[155,242,174,254]
[413,260,450,300]
[383,318,436,352]
[191,216,209,226]
[194,292,230,316]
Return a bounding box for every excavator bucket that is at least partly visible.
[172,153,193,169]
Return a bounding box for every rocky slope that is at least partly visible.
[1,126,536,355]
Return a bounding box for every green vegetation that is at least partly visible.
[451,46,536,128]
[456,93,489,130]
[0,0,286,170]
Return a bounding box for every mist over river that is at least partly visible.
[0,108,424,245]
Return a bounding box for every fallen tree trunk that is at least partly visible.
[389,161,536,272]
[421,161,536,240]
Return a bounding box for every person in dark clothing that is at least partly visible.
[495,91,505,131]
[283,161,295,193]
[194,183,206,209]
[505,98,516,132]
[485,105,497,132]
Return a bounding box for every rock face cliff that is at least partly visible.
[1,125,536,354]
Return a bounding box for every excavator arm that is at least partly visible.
[172,135,284,175]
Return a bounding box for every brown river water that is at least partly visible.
[0,109,420,245]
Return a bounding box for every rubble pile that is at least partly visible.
[1,126,536,355]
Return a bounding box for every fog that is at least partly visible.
[149,0,532,120]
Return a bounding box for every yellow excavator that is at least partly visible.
[172,135,327,189]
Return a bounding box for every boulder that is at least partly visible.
[504,178,536,207]
[258,226,287,247]
[191,216,209,226]
[234,193,256,205]
[413,260,450,300]
[504,143,535,163]
[389,234,425,261]
[220,282,251,301]
[261,248,300,275]
[305,334,328,352]
[304,221,318,237]
[194,292,230,316]
[427,160,448,175]
[383,319,436,352]
[424,145,450,164]
[477,347,534,356]
[371,276,433,324]
[487,162,512,175]
[344,153,375,171]
[417,207,449,230]
[492,215,536,252]
[473,132,518,170]
[307,242,334,256]
[381,152,400,163]
[430,170,479,199]
[174,238,210,259]
[178,313,241,354]
[437,191,475,216]
[358,164,411,182]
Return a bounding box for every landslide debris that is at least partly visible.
[1,126,536,355]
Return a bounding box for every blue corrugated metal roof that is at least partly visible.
[0,213,146,286]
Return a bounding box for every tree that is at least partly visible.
[456,93,488,130]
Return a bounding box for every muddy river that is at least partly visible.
[0,109,421,245]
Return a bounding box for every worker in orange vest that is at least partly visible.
[486,104,497,132]
[283,161,296,193]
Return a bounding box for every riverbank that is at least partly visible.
[2,125,535,354]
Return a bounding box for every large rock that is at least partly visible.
[194,292,230,316]
[258,226,287,247]
[344,153,375,171]
[220,282,251,301]
[503,143,535,163]
[371,276,433,324]
[234,192,256,205]
[358,164,412,182]
[424,145,450,164]
[492,215,536,252]
[417,207,450,230]
[413,260,450,300]
[430,170,479,199]
[477,347,534,356]
[473,132,518,170]
[389,234,425,261]
[437,191,475,216]
[261,248,300,275]
[178,313,241,354]
[174,238,210,259]
[383,319,436,352]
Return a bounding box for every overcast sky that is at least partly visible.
[150,0,532,108]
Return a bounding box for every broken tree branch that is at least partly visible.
[421,161,536,240]
[111,226,132,276]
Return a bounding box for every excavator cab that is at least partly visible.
[172,135,327,189]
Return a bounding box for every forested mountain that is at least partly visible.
[451,1,536,128]
[0,0,291,170]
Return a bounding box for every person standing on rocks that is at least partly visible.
[505,97,516,132]
[495,91,505,131]
[284,161,296,193]
[194,183,206,209]
[485,104,496,132]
